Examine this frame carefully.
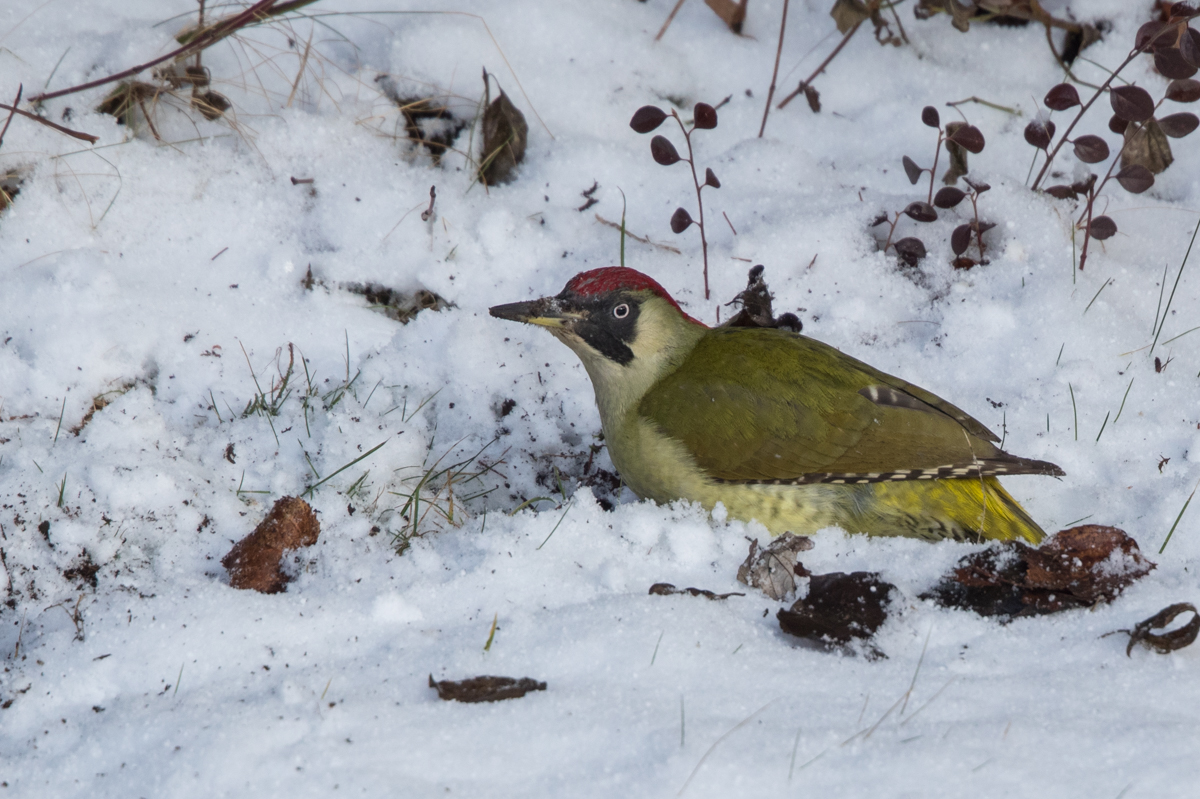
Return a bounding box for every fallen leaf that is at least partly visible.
[479,81,527,186]
[925,525,1154,619]
[777,572,895,654]
[736,532,814,600]
[1124,603,1199,656]
[428,674,546,703]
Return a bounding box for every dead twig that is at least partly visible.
[0,101,98,144]
[29,0,282,105]
[777,18,864,110]
[758,0,789,137]
[595,214,682,254]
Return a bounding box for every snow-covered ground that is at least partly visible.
[2,1,1199,795]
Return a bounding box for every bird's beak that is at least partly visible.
[489,297,584,329]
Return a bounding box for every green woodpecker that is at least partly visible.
[489,267,1062,543]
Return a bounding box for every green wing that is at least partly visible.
[638,328,1060,483]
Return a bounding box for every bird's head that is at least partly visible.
[489,267,707,413]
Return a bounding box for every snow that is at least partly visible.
[1,0,1199,796]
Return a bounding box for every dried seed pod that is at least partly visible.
[1166,78,1200,102]
[1115,164,1155,193]
[921,106,940,128]
[901,155,923,185]
[903,201,938,223]
[948,124,985,154]
[1045,83,1082,111]
[1072,135,1110,163]
[1024,118,1056,149]
[670,207,693,233]
[933,186,966,208]
[650,135,681,165]
[893,237,926,266]
[951,224,972,255]
[630,105,667,133]
[692,102,717,130]
[1158,111,1200,137]
[193,90,231,120]
[1089,215,1117,240]
[704,167,720,188]
[1122,118,1174,173]
[1110,85,1156,122]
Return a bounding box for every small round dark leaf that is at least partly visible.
[1155,47,1199,80]
[901,155,923,185]
[1045,83,1082,111]
[1046,184,1077,200]
[1156,23,1182,51]
[1183,27,1200,68]
[1169,3,1198,19]
[1089,215,1117,240]
[933,186,966,208]
[894,237,926,266]
[630,105,668,133]
[650,135,681,165]
[693,102,718,130]
[951,224,972,255]
[921,106,940,128]
[1136,21,1167,52]
[948,124,985,154]
[1024,118,1055,149]
[963,177,991,194]
[1108,114,1130,135]
[1072,134,1110,163]
[704,167,721,188]
[974,221,997,234]
[1110,85,1156,122]
[1116,164,1155,193]
[670,207,693,233]
[1158,111,1200,137]
[1166,78,1200,102]
[903,201,938,223]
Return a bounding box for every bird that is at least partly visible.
[489,266,1063,543]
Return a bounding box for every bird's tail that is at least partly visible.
[865,476,1046,543]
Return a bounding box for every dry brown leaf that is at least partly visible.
[705,0,748,33]
[222,496,320,593]
[428,674,546,703]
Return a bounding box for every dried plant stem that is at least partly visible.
[655,0,689,43]
[0,84,21,148]
[777,17,864,110]
[0,101,98,143]
[594,214,682,254]
[29,0,282,105]
[758,0,790,138]
[673,112,711,299]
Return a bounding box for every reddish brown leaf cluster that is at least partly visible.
[221,496,320,594]
[928,526,1155,618]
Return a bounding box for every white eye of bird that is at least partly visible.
[613,303,630,319]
